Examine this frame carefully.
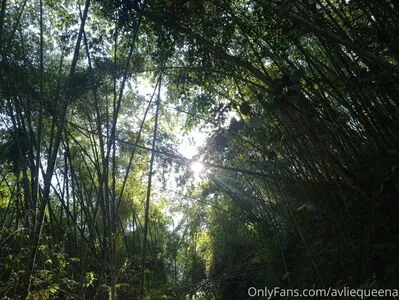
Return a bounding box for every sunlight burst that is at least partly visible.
[190,161,204,174]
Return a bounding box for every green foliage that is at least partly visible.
[1,0,398,298]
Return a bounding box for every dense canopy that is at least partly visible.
[0,0,398,299]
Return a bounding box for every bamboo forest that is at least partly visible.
[0,0,398,299]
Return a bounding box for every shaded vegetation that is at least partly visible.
[0,0,398,299]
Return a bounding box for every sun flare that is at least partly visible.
[190,161,204,174]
